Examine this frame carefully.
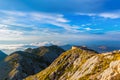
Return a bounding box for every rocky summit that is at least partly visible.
[0,45,65,80]
[25,47,120,80]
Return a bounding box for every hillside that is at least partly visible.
[0,50,7,61]
[0,45,65,80]
[25,47,120,80]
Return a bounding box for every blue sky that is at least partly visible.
[0,0,120,54]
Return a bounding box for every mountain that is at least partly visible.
[25,46,120,80]
[88,45,120,53]
[25,45,65,63]
[0,50,7,61]
[0,45,65,80]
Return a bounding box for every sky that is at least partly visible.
[0,0,120,54]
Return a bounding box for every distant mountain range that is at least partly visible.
[0,50,7,61]
[60,44,120,53]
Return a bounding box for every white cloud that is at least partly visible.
[29,12,82,32]
[1,10,101,36]
[45,20,80,32]
[31,12,69,23]
[84,27,102,31]
[0,10,83,34]
[77,10,120,19]
[0,30,119,55]
[0,41,62,54]
[0,16,23,40]
[99,13,120,19]
[0,10,27,16]
[0,26,23,40]
[77,13,96,16]
[0,44,24,50]
[0,41,62,50]
[85,27,92,31]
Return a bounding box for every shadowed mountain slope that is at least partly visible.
[0,45,65,80]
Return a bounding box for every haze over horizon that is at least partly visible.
[0,0,120,54]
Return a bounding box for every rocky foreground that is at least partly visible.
[25,46,120,80]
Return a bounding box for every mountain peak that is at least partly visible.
[25,45,65,56]
[72,45,87,50]
[72,45,98,53]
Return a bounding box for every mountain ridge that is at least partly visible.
[0,45,120,80]
[25,48,120,80]
[0,45,65,80]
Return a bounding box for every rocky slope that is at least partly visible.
[25,47,120,80]
[0,50,7,61]
[0,45,65,80]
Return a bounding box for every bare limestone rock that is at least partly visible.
[97,60,120,80]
